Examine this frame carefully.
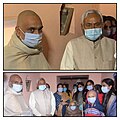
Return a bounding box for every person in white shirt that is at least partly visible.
[29,78,55,116]
[4,74,32,116]
[60,9,116,70]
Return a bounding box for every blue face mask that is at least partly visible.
[101,86,110,93]
[70,105,77,111]
[63,87,67,92]
[87,97,96,104]
[87,85,93,90]
[12,84,23,93]
[58,88,63,92]
[39,85,46,91]
[78,87,83,92]
[85,28,102,41]
[19,28,42,48]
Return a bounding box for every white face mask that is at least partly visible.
[70,105,77,111]
[58,88,63,92]
[19,28,42,48]
[12,84,23,93]
[85,28,102,41]
[78,87,83,92]
[101,86,110,93]
[87,97,96,104]
[39,85,46,91]
[87,85,93,90]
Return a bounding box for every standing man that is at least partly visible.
[61,10,116,70]
[4,74,32,116]
[4,10,49,70]
[29,78,55,116]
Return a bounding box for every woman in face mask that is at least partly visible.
[63,84,72,101]
[103,16,117,41]
[72,82,84,111]
[83,80,94,102]
[84,90,104,116]
[54,83,70,116]
[101,78,116,116]
[65,101,82,116]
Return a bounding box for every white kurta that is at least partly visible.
[29,89,55,116]
[4,87,32,116]
[60,36,116,70]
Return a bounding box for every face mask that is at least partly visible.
[103,29,111,37]
[78,87,83,92]
[63,87,67,92]
[70,105,77,111]
[12,84,23,93]
[112,27,116,34]
[87,97,96,104]
[39,85,46,91]
[58,88,63,92]
[87,85,93,90]
[19,28,42,48]
[101,86,110,93]
[85,28,102,41]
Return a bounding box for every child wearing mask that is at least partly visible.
[84,90,105,116]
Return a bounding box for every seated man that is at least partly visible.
[4,74,32,116]
[4,10,49,70]
[60,9,116,70]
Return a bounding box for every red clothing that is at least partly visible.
[98,93,104,104]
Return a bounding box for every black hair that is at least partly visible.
[63,83,71,96]
[56,83,63,93]
[83,80,94,102]
[107,16,117,26]
[102,78,116,112]
[73,82,84,102]
[84,79,94,90]
[46,83,50,89]
[94,84,103,93]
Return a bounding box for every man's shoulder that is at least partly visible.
[101,37,116,44]
[70,36,85,42]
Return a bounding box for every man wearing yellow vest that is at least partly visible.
[61,9,116,70]
[4,10,49,70]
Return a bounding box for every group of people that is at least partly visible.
[4,74,116,117]
[4,9,116,70]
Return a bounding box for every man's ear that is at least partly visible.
[9,81,13,88]
[15,26,20,37]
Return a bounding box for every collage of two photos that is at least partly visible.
[3,3,117,117]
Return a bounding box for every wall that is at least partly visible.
[4,72,114,104]
[4,4,116,69]
[99,4,116,18]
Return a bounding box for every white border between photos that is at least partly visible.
[0,0,119,120]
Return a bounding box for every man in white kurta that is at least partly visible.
[4,10,49,70]
[60,10,116,70]
[4,74,32,116]
[29,78,55,116]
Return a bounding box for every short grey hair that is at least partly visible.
[81,9,103,24]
